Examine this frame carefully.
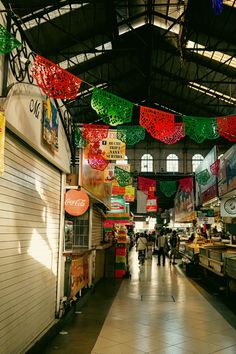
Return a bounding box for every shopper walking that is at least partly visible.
[156,230,168,266]
[136,233,147,265]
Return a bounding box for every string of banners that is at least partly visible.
[1,24,236,145]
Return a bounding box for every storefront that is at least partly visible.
[0,83,71,353]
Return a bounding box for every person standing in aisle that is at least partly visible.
[169,230,180,265]
[136,233,147,265]
[156,230,168,266]
[146,235,153,259]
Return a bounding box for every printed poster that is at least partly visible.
[80,149,112,209]
[43,98,58,151]
[195,147,217,206]
[70,255,89,298]
[218,143,236,197]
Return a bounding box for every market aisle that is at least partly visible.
[91,249,236,354]
[42,248,236,354]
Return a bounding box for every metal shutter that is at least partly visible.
[91,206,103,247]
[0,132,61,354]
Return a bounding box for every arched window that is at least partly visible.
[192,154,204,172]
[166,154,179,172]
[116,155,128,165]
[141,154,153,172]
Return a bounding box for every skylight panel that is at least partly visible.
[59,42,112,69]
[22,3,88,30]
[188,81,236,105]
[186,40,236,69]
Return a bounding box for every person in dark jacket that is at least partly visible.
[169,230,180,265]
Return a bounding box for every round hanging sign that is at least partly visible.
[65,189,89,216]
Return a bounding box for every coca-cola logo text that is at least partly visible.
[65,198,86,207]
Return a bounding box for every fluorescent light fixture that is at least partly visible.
[188,81,236,104]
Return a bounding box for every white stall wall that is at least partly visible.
[0,132,61,354]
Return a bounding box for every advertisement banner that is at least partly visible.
[174,177,195,222]
[146,197,157,212]
[218,144,236,197]
[110,196,126,213]
[124,186,135,202]
[64,190,89,216]
[70,255,89,298]
[137,190,148,213]
[0,112,5,176]
[195,147,217,206]
[80,149,112,209]
[104,163,130,184]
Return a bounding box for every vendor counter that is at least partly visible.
[180,241,236,292]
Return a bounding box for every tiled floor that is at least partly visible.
[43,249,236,354]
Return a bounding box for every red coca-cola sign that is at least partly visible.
[65,190,89,216]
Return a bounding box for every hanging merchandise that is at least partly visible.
[179,177,193,193]
[88,143,109,171]
[195,168,211,185]
[183,116,219,143]
[217,116,236,142]
[160,181,177,198]
[139,106,175,140]
[82,124,109,143]
[117,125,145,145]
[114,166,133,187]
[138,176,156,194]
[31,54,82,99]
[0,25,22,54]
[91,87,133,126]
[210,159,220,176]
[212,0,223,15]
[74,127,88,148]
[0,112,6,176]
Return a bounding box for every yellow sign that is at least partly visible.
[0,112,6,176]
[124,186,135,202]
[100,130,126,160]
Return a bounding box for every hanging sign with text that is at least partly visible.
[65,189,89,216]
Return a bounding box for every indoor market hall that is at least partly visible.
[38,249,236,354]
